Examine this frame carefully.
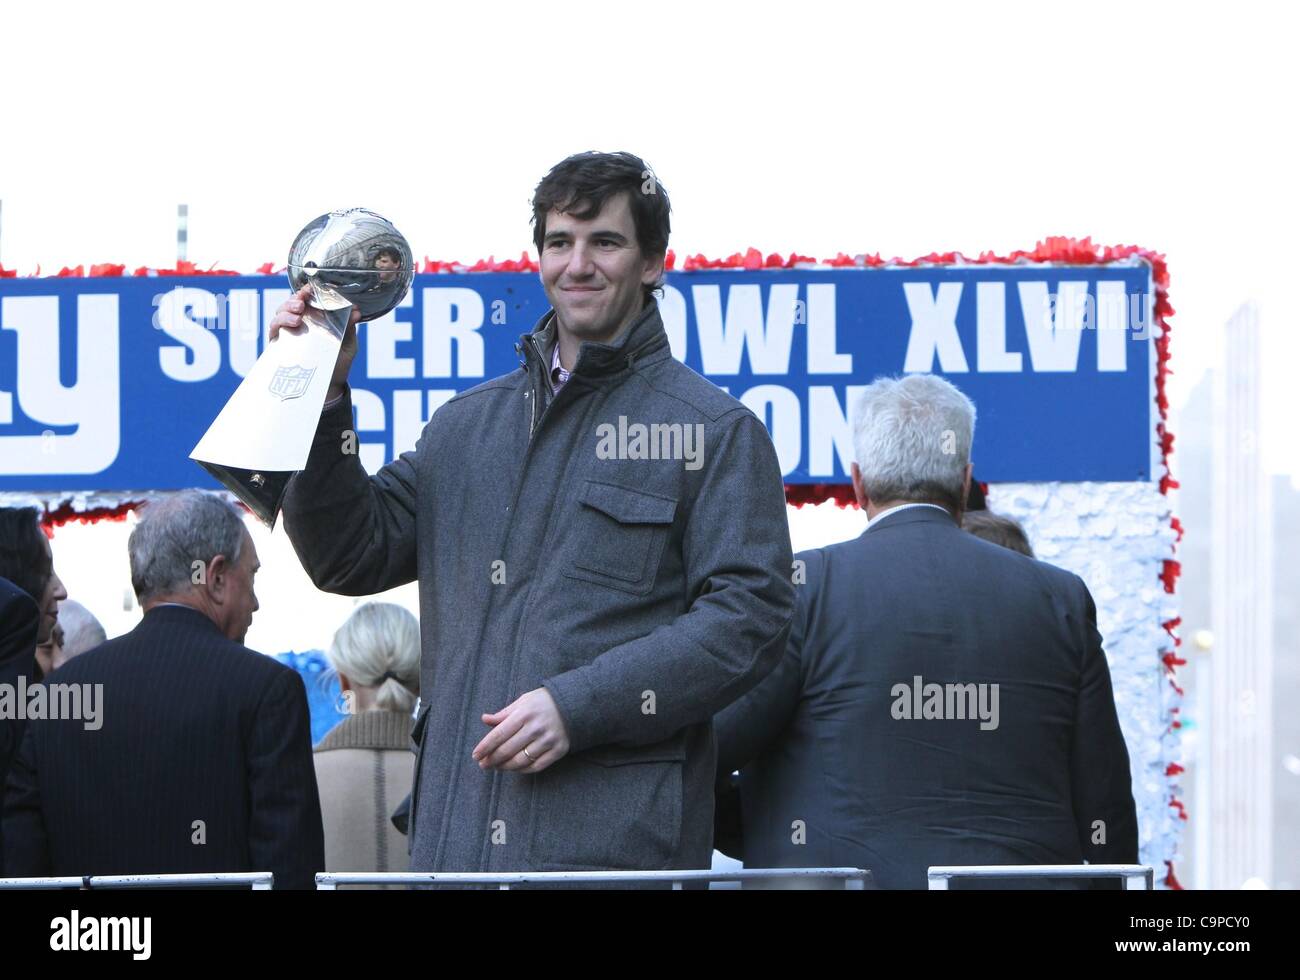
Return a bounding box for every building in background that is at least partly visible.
[1272,472,1300,889]
[1179,302,1296,888]
[1173,369,1212,887]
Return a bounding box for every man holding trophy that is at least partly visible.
[255,152,794,875]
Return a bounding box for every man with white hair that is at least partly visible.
[714,374,1138,888]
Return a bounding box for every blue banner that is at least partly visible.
[0,263,1154,490]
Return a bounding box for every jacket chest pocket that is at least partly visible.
[563,480,677,596]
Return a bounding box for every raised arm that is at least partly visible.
[271,286,421,596]
[280,388,421,596]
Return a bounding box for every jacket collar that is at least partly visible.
[517,301,671,386]
[864,504,959,535]
[314,710,414,752]
[139,602,225,637]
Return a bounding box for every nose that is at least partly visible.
[565,241,595,279]
[53,572,68,603]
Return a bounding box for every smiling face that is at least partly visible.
[539,191,664,346]
[35,533,67,645]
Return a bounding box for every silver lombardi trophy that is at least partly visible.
[190,209,413,527]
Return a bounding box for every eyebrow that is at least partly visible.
[544,229,629,243]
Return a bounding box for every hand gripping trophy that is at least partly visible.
[191,209,413,526]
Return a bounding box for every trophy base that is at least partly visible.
[197,461,295,529]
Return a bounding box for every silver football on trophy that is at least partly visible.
[286,208,414,329]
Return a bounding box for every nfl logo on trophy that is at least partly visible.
[268,366,317,402]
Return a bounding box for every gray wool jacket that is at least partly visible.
[282,300,794,873]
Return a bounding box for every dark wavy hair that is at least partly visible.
[0,507,52,603]
[531,150,671,302]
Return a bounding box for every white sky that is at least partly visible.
[1,0,1296,473]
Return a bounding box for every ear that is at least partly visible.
[641,251,666,287]
[957,463,974,519]
[206,553,231,604]
[851,462,869,510]
[337,673,353,693]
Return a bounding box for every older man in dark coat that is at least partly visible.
[4,492,324,888]
[275,152,795,875]
[714,374,1139,888]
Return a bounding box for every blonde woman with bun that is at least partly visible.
[313,602,420,884]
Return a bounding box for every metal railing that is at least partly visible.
[927,864,1153,890]
[317,868,871,889]
[0,872,273,890]
[2,865,1156,891]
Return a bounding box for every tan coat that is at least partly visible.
[313,710,414,884]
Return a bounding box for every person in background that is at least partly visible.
[53,599,107,668]
[33,622,64,677]
[714,374,1138,888]
[0,577,40,877]
[314,601,419,886]
[3,491,324,888]
[0,508,67,679]
[0,508,67,875]
[961,510,1035,558]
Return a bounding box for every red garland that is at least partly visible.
[1161,560,1182,594]
[417,252,541,274]
[39,497,254,533]
[41,500,141,529]
[785,483,857,508]
[1162,616,1184,650]
[1164,860,1184,890]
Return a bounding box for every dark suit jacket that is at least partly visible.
[0,577,40,877]
[3,605,325,888]
[714,506,1139,889]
